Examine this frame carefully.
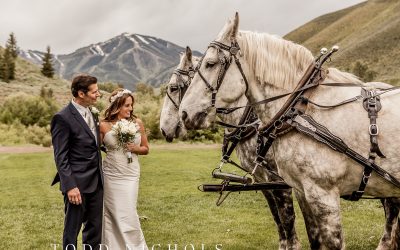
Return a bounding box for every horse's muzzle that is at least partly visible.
[161,128,174,142]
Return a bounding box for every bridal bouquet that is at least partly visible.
[112,119,140,163]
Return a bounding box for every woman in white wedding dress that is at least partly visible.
[100,88,149,250]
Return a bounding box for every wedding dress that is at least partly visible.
[102,130,148,250]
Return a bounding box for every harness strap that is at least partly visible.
[216,119,260,129]
[300,95,363,109]
[200,182,291,192]
[166,90,180,110]
[347,88,386,201]
[213,106,259,186]
[363,89,385,157]
[288,114,400,190]
[216,80,321,115]
[253,131,277,175]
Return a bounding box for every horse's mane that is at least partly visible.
[325,67,363,84]
[192,56,201,69]
[237,31,362,89]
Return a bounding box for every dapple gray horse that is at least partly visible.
[179,13,400,250]
[160,46,300,250]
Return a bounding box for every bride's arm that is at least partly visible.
[126,118,149,155]
[99,121,107,144]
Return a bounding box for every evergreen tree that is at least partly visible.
[41,46,54,78]
[2,33,17,81]
[1,47,15,82]
[6,33,18,59]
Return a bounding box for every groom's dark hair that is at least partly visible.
[71,74,98,97]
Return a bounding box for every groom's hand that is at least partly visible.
[67,187,82,205]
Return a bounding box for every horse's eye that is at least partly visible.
[206,62,216,69]
[169,86,178,93]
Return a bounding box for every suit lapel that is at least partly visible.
[68,103,96,142]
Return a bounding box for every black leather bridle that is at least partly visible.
[166,67,195,110]
[196,40,249,110]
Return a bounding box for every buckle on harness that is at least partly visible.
[230,46,239,56]
[363,172,372,184]
[369,124,379,136]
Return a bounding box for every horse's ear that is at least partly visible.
[217,12,240,43]
[231,12,239,41]
[185,46,192,61]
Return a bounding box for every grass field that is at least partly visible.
[0,146,388,249]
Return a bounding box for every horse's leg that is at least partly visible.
[295,191,321,250]
[393,217,400,250]
[261,190,288,250]
[271,189,300,250]
[304,186,344,250]
[377,198,400,250]
[263,160,300,250]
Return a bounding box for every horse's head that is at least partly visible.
[160,46,196,142]
[180,13,248,130]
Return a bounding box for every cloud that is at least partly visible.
[0,0,365,54]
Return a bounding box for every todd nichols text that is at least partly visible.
[51,243,223,249]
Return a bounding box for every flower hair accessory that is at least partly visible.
[110,89,132,103]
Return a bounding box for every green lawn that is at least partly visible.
[0,147,387,249]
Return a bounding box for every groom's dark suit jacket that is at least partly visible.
[51,102,103,194]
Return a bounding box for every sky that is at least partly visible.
[0,0,365,55]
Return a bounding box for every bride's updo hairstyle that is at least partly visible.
[103,88,136,122]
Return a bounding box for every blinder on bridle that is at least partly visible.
[196,40,249,110]
[166,66,195,110]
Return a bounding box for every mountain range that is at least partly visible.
[17,0,400,89]
[19,33,201,90]
[285,0,400,84]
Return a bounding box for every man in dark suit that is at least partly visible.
[51,74,103,250]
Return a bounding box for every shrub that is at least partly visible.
[352,61,377,82]
[25,124,52,147]
[184,127,224,143]
[134,92,163,140]
[0,122,27,145]
[0,93,59,127]
[0,122,51,146]
[98,82,123,93]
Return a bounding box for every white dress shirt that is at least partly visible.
[71,99,97,143]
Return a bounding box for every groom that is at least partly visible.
[51,74,103,250]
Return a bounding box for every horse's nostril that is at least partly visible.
[161,128,166,137]
[181,111,188,121]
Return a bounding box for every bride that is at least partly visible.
[100,88,149,250]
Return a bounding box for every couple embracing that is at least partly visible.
[51,74,149,250]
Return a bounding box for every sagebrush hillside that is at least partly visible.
[285,0,400,85]
[0,49,71,105]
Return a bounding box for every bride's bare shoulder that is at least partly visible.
[100,120,113,133]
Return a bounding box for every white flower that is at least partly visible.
[112,119,139,163]
[91,107,100,115]
[110,89,132,104]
